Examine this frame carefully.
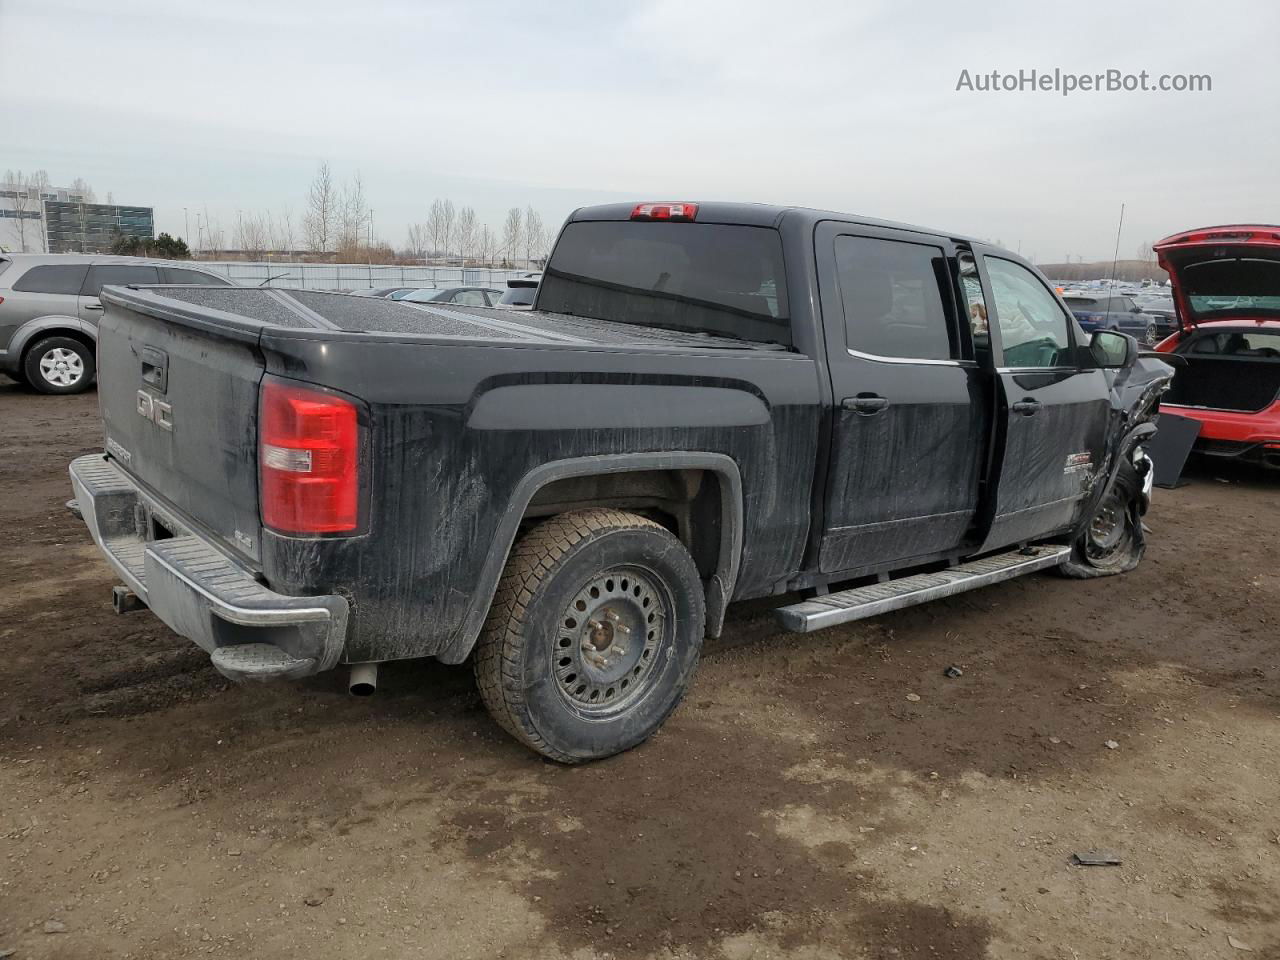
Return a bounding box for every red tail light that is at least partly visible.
[630,202,698,222]
[259,380,359,534]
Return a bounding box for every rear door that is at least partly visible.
[815,222,989,574]
[1,263,90,351]
[974,250,1110,550]
[80,263,160,324]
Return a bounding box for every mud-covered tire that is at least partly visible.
[473,508,705,763]
[1059,479,1145,579]
[24,336,95,395]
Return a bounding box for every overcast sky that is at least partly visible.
[3,0,1278,261]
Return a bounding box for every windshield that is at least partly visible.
[538,221,792,346]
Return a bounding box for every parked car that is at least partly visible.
[493,277,539,310]
[1135,295,1178,338]
[353,286,420,298]
[0,254,231,394]
[1063,293,1161,344]
[67,201,1172,762]
[400,286,505,307]
[1153,224,1280,468]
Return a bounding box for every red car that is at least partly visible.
[1153,225,1280,469]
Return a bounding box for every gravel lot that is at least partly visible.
[1,381,1277,960]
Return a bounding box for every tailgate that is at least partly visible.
[96,288,266,564]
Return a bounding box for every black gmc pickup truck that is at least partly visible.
[69,201,1172,761]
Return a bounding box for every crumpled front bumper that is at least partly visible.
[68,454,348,682]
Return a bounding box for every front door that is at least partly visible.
[816,223,989,576]
[973,250,1110,550]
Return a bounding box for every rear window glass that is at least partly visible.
[1179,258,1280,317]
[12,263,90,295]
[83,264,161,297]
[500,286,536,306]
[539,221,791,346]
[1181,330,1280,358]
[835,235,955,361]
[164,267,228,286]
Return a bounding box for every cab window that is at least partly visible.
[835,235,956,361]
[984,257,1072,368]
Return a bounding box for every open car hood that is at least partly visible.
[1154,225,1280,330]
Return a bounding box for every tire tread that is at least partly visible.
[473,507,680,763]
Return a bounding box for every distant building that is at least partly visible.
[0,181,154,254]
[44,200,154,254]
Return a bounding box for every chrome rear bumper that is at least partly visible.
[69,454,348,681]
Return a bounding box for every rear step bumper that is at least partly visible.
[68,454,348,682]
[775,545,1070,633]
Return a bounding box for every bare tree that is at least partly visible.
[425,199,447,257]
[337,172,369,255]
[475,224,496,264]
[502,207,523,266]
[438,200,457,259]
[405,223,427,260]
[4,170,36,251]
[235,212,269,258]
[454,206,477,260]
[70,177,96,203]
[304,162,336,253]
[268,208,295,253]
[523,207,544,266]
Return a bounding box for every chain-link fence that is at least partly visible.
[193,260,536,291]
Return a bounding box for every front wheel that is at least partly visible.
[1059,467,1145,578]
[24,336,95,394]
[473,508,705,763]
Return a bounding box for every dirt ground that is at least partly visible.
[1,380,1277,960]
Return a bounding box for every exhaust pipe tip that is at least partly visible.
[349,662,378,696]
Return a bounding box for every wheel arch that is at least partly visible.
[437,452,744,663]
[8,316,96,375]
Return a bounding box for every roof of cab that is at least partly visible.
[567,201,987,247]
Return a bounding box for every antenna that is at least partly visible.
[1108,203,1126,291]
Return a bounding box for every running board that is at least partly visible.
[775,545,1071,633]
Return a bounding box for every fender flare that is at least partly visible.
[2,315,96,375]
[436,451,744,663]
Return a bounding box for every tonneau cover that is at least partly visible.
[134,286,783,351]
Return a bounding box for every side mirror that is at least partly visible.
[1130,305,1143,313]
[1091,329,1137,369]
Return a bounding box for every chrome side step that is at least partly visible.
[775,545,1070,633]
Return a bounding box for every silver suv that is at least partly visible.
[0,254,231,394]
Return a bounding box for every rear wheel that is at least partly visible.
[473,508,705,763]
[1143,322,1158,346]
[23,336,95,395]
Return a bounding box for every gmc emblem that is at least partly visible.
[136,390,174,432]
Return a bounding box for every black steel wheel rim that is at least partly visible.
[552,565,671,717]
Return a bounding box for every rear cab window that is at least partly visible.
[12,263,90,295]
[538,220,792,347]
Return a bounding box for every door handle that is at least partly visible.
[842,394,889,415]
[83,303,104,311]
[1011,398,1041,416]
